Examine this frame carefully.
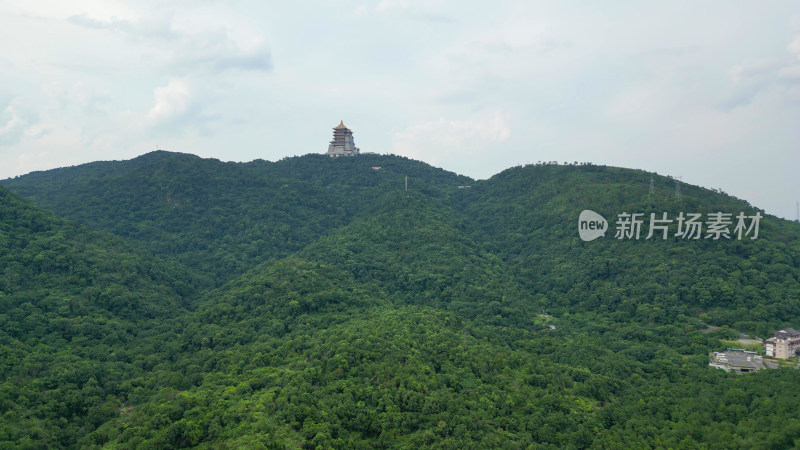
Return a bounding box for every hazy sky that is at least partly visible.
[1,1,798,219]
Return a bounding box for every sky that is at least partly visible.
[0,1,798,220]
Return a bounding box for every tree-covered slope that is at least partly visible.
[77,197,604,447]
[87,170,800,448]
[294,190,535,323]
[2,153,800,448]
[0,186,200,448]
[457,163,800,333]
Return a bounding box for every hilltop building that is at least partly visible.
[764,328,800,359]
[326,121,360,157]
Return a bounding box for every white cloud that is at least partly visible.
[778,65,800,81]
[368,0,452,21]
[41,82,111,116]
[787,85,800,103]
[392,110,510,164]
[430,16,562,94]
[720,33,800,109]
[0,122,101,180]
[789,36,800,58]
[375,0,410,13]
[0,99,37,146]
[146,78,191,123]
[142,77,223,138]
[729,59,782,85]
[354,5,369,17]
[67,9,272,75]
[1,1,139,22]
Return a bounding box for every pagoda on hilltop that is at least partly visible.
[326,120,360,157]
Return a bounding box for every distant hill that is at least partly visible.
[457,163,800,332]
[2,152,800,448]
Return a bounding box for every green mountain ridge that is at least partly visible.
[2,151,471,286]
[458,164,800,329]
[2,152,800,448]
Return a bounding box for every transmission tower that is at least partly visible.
[649,176,655,196]
[674,176,682,203]
[796,201,799,222]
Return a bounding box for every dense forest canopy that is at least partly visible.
[1,152,799,448]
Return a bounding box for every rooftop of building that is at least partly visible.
[770,328,800,340]
[710,349,764,371]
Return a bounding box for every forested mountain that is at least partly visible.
[1,151,470,286]
[0,186,197,447]
[457,164,800,334]
[2,152,800,448]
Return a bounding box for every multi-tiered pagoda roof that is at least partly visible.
[326,121,360,157]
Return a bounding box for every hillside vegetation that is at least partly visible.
[1,152,800,448]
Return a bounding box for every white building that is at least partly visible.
[764,328,800,359]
